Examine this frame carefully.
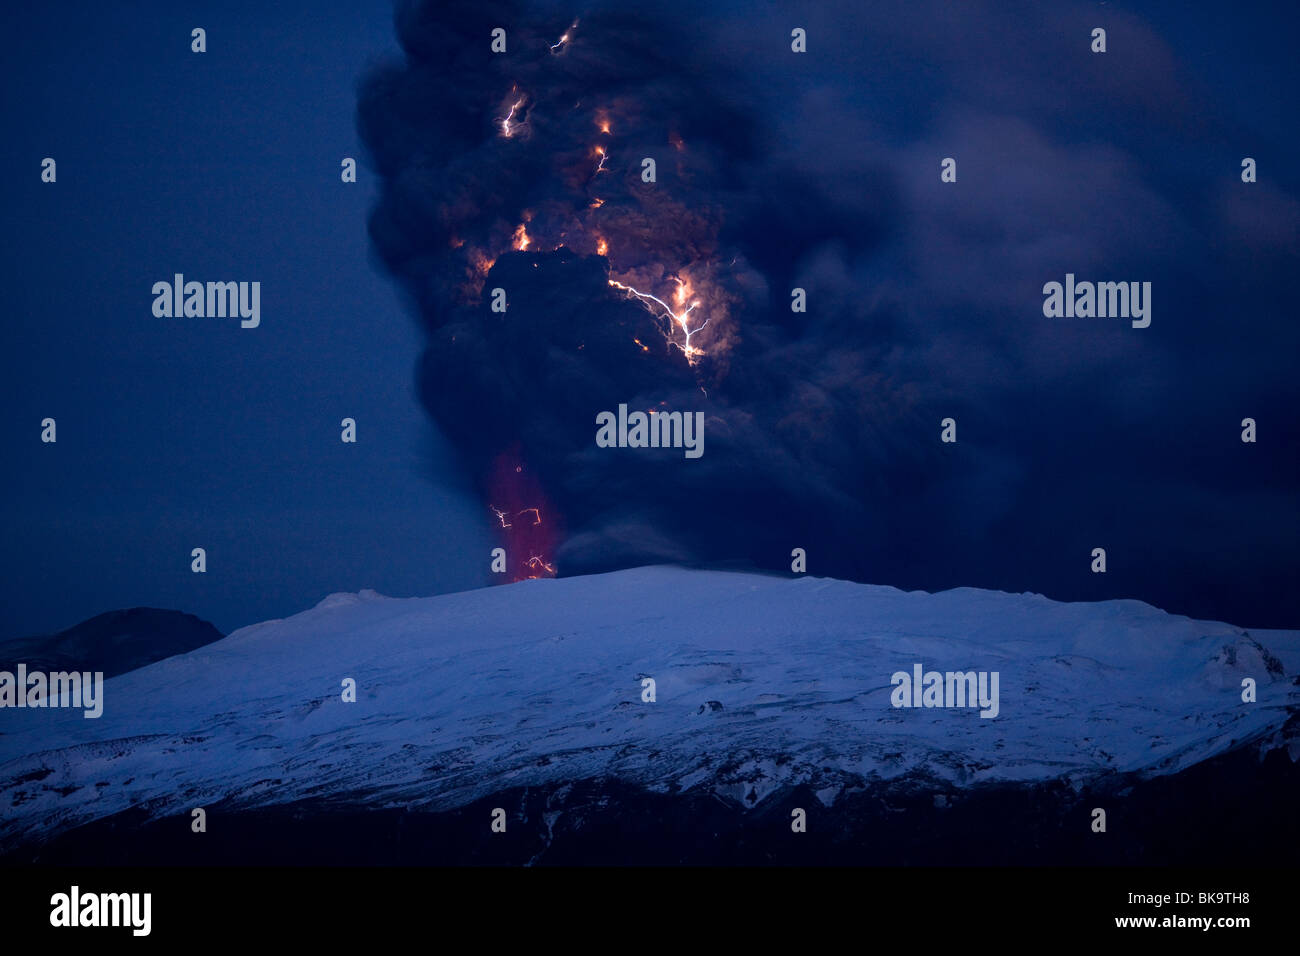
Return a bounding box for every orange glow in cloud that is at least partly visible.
[608,272,709,364]
[550,19,578,54]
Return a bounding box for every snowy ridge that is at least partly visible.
[1,567,1296,846]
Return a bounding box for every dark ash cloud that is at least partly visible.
[359,0,1299,625]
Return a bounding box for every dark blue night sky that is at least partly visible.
[3,3,492,637]
[3,0,1297,639]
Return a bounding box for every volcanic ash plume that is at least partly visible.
[359,0,942,583]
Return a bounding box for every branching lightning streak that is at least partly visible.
[608,277,709,361]
[490,506,512,529]
[526,554,557,574]
[501,96,525,138]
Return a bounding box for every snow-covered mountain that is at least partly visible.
[2,567,1297,856]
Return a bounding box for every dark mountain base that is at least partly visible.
[7,739,1296,866]
[0,608,223,680]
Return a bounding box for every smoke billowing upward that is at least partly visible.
[359,0,1300,625]
[358,0,921,581]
